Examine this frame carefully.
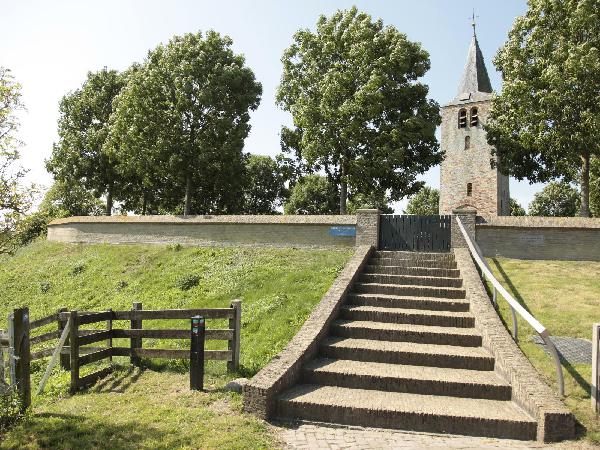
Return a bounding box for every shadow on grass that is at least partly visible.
[93,366,143,393]
[2,412,167,450]
[490,258,534,314]
[563,360,592,397]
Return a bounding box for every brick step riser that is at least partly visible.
[347,295,471,312]
[364,265,460,278]
[369,258,457,269]
[359,274,463,288]
[301,370,511,401]
[354,283,466,299]
[339,309,475,328]
[330,325,483,347]
[374,251,456,262]
[320,345,495,370]
[275,402,537,441]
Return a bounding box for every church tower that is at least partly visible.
[439,24,509,218]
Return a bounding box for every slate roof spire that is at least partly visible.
[456,19,493,100]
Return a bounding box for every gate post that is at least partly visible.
[451,206,477,249]
[12,307,31,410]
[356,209,380,248]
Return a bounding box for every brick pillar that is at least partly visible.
[451,206,477,248]
[356,209,380,248]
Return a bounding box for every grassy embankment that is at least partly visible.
[487,257,600,444]
[0,241,352,449]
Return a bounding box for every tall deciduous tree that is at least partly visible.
[509,198,527,216]
[590,156,600,217]
[107,31,262,215]
[528,181,580,217]
[404,187,439,215]
[47,68,126,216]
[486,0,600,217]
[243,154,288,214]
[284,175,338,215]
[277,7,441,214]
[0,67,37,252]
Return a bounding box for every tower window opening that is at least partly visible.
[470,107,479,127]
[467,183,473,197]
[465,136,471,149]
[458,109,467,128]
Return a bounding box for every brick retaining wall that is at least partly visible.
[477,216,600,261]
[47,215,358,249]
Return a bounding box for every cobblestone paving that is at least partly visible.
[274,421,594,449]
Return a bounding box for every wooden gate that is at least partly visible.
[379,215,451,252]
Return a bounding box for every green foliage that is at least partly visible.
[528,181,580,217]
[46,68,127,216]
[107,31,262,216]
[509,198,527,216]
[486,0,600,216]
[175,273,201,291]
[40,180,104,218]
[346,191,393,214]
[403,187,439,215]
[0,391,22,432]
[277,7,441,213]
[284,175,338,214]
[242,154,288,214]
[0,67,37,254]
[591,156,600,217]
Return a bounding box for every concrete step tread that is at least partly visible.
[348,293,470,307]
[364,265,461,276]
[362,273,460,282]
[321,337,492,359]
[355,282,465,293]
[341,305,473,319]
[303,358,509,387]
[375,251,455,259]
[278,384,535,424]
[333,320,480,336]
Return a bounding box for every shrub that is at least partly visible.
[0,391,22,431]
[175,274,201,291]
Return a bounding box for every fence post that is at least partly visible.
[69,311,79,395]
[190,316,205,391]
[12,307,31,410]
[228,300,242,373]
[107,308,113,363]
[58,307,70,370]
[131,302,142,367]
[592,323,600,413]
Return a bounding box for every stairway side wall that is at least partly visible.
[243,245,374,418]
[453,248,575,442]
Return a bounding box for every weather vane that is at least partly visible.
[470,9,479,35]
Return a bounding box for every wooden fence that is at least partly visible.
[2,301,242,406]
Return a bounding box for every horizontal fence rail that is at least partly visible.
[455,216,565,396]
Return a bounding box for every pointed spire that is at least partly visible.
[456,24,493,100]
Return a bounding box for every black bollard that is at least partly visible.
[190,315,205,391]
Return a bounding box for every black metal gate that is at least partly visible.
[379,215,451,252]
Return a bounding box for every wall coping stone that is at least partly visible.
[479,216,600,230]
[243,245,373,418]
[453,247,575,443]
[49,214,357,226]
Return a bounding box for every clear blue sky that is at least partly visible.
[2,0,541,212]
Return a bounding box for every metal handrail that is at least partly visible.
[455,216,565,396]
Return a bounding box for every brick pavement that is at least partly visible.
[274,421,593,450]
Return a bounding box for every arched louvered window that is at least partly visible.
[470,107,479,127]
[458,109,467,128]
[465,136,471,149]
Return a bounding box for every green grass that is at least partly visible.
[487,257,600,444]
[0,240,352,449]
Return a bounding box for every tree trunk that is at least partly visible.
[184,174,193,216]
[339,162,347,215]
[142,192,147,216]
[105,187,113,216]
[580,153,591,217]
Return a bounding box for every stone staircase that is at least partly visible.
[275,250,538,440]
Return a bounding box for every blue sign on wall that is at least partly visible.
[329,226,356,237]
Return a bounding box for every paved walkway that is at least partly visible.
[274,421,593,450]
